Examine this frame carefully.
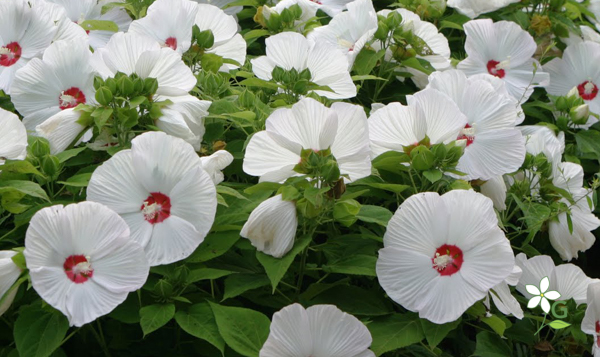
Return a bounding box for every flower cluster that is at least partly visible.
[1,0,600,356]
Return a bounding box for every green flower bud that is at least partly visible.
[333,199,361,227]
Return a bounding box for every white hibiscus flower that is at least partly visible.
[260,303,374,357]
[87,132,218,266]
[376,190,515,324]
[129,0,198,54]
[0,251,21,316]
[243,97,371,183]
[241,195,298,258]
[447,0,520,19]
[307,0,378,69]
[457,19,550,104]
[368,88,467,158]
[582,281,600,357]
[426,70,526,181]
[0,108,28,167]
[11,39,97,133]
[251,32,356,99]
[24,202,150,327]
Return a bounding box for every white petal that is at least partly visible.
[490,283,524,319]
[101,32,161,76]
[553,263,593,304]
[135,48,196,96]
[195,4,238,44]
[527,295,541,309]
[87,150,150,214]
[264,32,309,71]
[368,102,426,157]
[36,109,86,155]
[307,305,372,357]
[479,176,507,211]
[241,195,298,258]
[146,215,203,265]
[131,131,202,193]
[540,297,551,313]
[408,89,467,144]
[260,303,312,357]
[0,109,27,162]
[243,131,301,182]
[540,276,550,294]
[526,285,541,296]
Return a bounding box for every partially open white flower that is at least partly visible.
[0,108,27,167]
[458,19,550,104]
[251,32,356,99]
[11,39,96,133]
[307,0,377,69]
[479,175,508,211]
[154,94,211,151]
[447,0,520,19]
[515,253,597,305]
[484,264,524,319]
[129,0,198,54]
[200,150,234,185]
[36,109,87,155]
[260,303,374,357]
[24,202,150,327]
[377,190,515,324]
[0,251,21,316]
[548,162,600,261]
[243,98,370,183]
[87,132,218,266]
[241,195,298,258]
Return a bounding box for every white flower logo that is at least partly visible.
[526,276,561,314]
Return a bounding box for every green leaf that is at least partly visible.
[175,302,225,355]
[402,57,434,75]
[243,29,270,41]
[217,186,248,200]
[79,20,119,32]
[139,304,176,337]
[209,302,271,357]
[307,285,393,316]
[353,49,386,75]
[481,314,507,336]
[55,147,87,163]
[423,169,443,183]
[351,75,387,81]
[576,130,600,159]
[548,320,571,329]
[473,331,512,357]
[222,274,270,300]
[201,53,224,73]
[239,78,281,91]
[420,318,461,348]
[354,182,410,194]
[14,305,69,357]
[257,234,311,292]
[356,205,393,227]
[56,173,92,187]
[186,268,236,284]
[0,180,50,201]
[323,254,377,276]
[186,230,241,263]
[0,160,43,176]
[368,313,424,356]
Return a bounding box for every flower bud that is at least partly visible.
[570,104,590,125]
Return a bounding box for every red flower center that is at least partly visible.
[578,81,598,101]
[64,255,94,283]
[59,87,87,110]
[165,37,178,50]
[141,192,171,224]
[0,42,22,67]
[310,0,322,4]
[487,60,505,78]
[596,321,600,347]
[457,123,475,146]
[432,244,464,276]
